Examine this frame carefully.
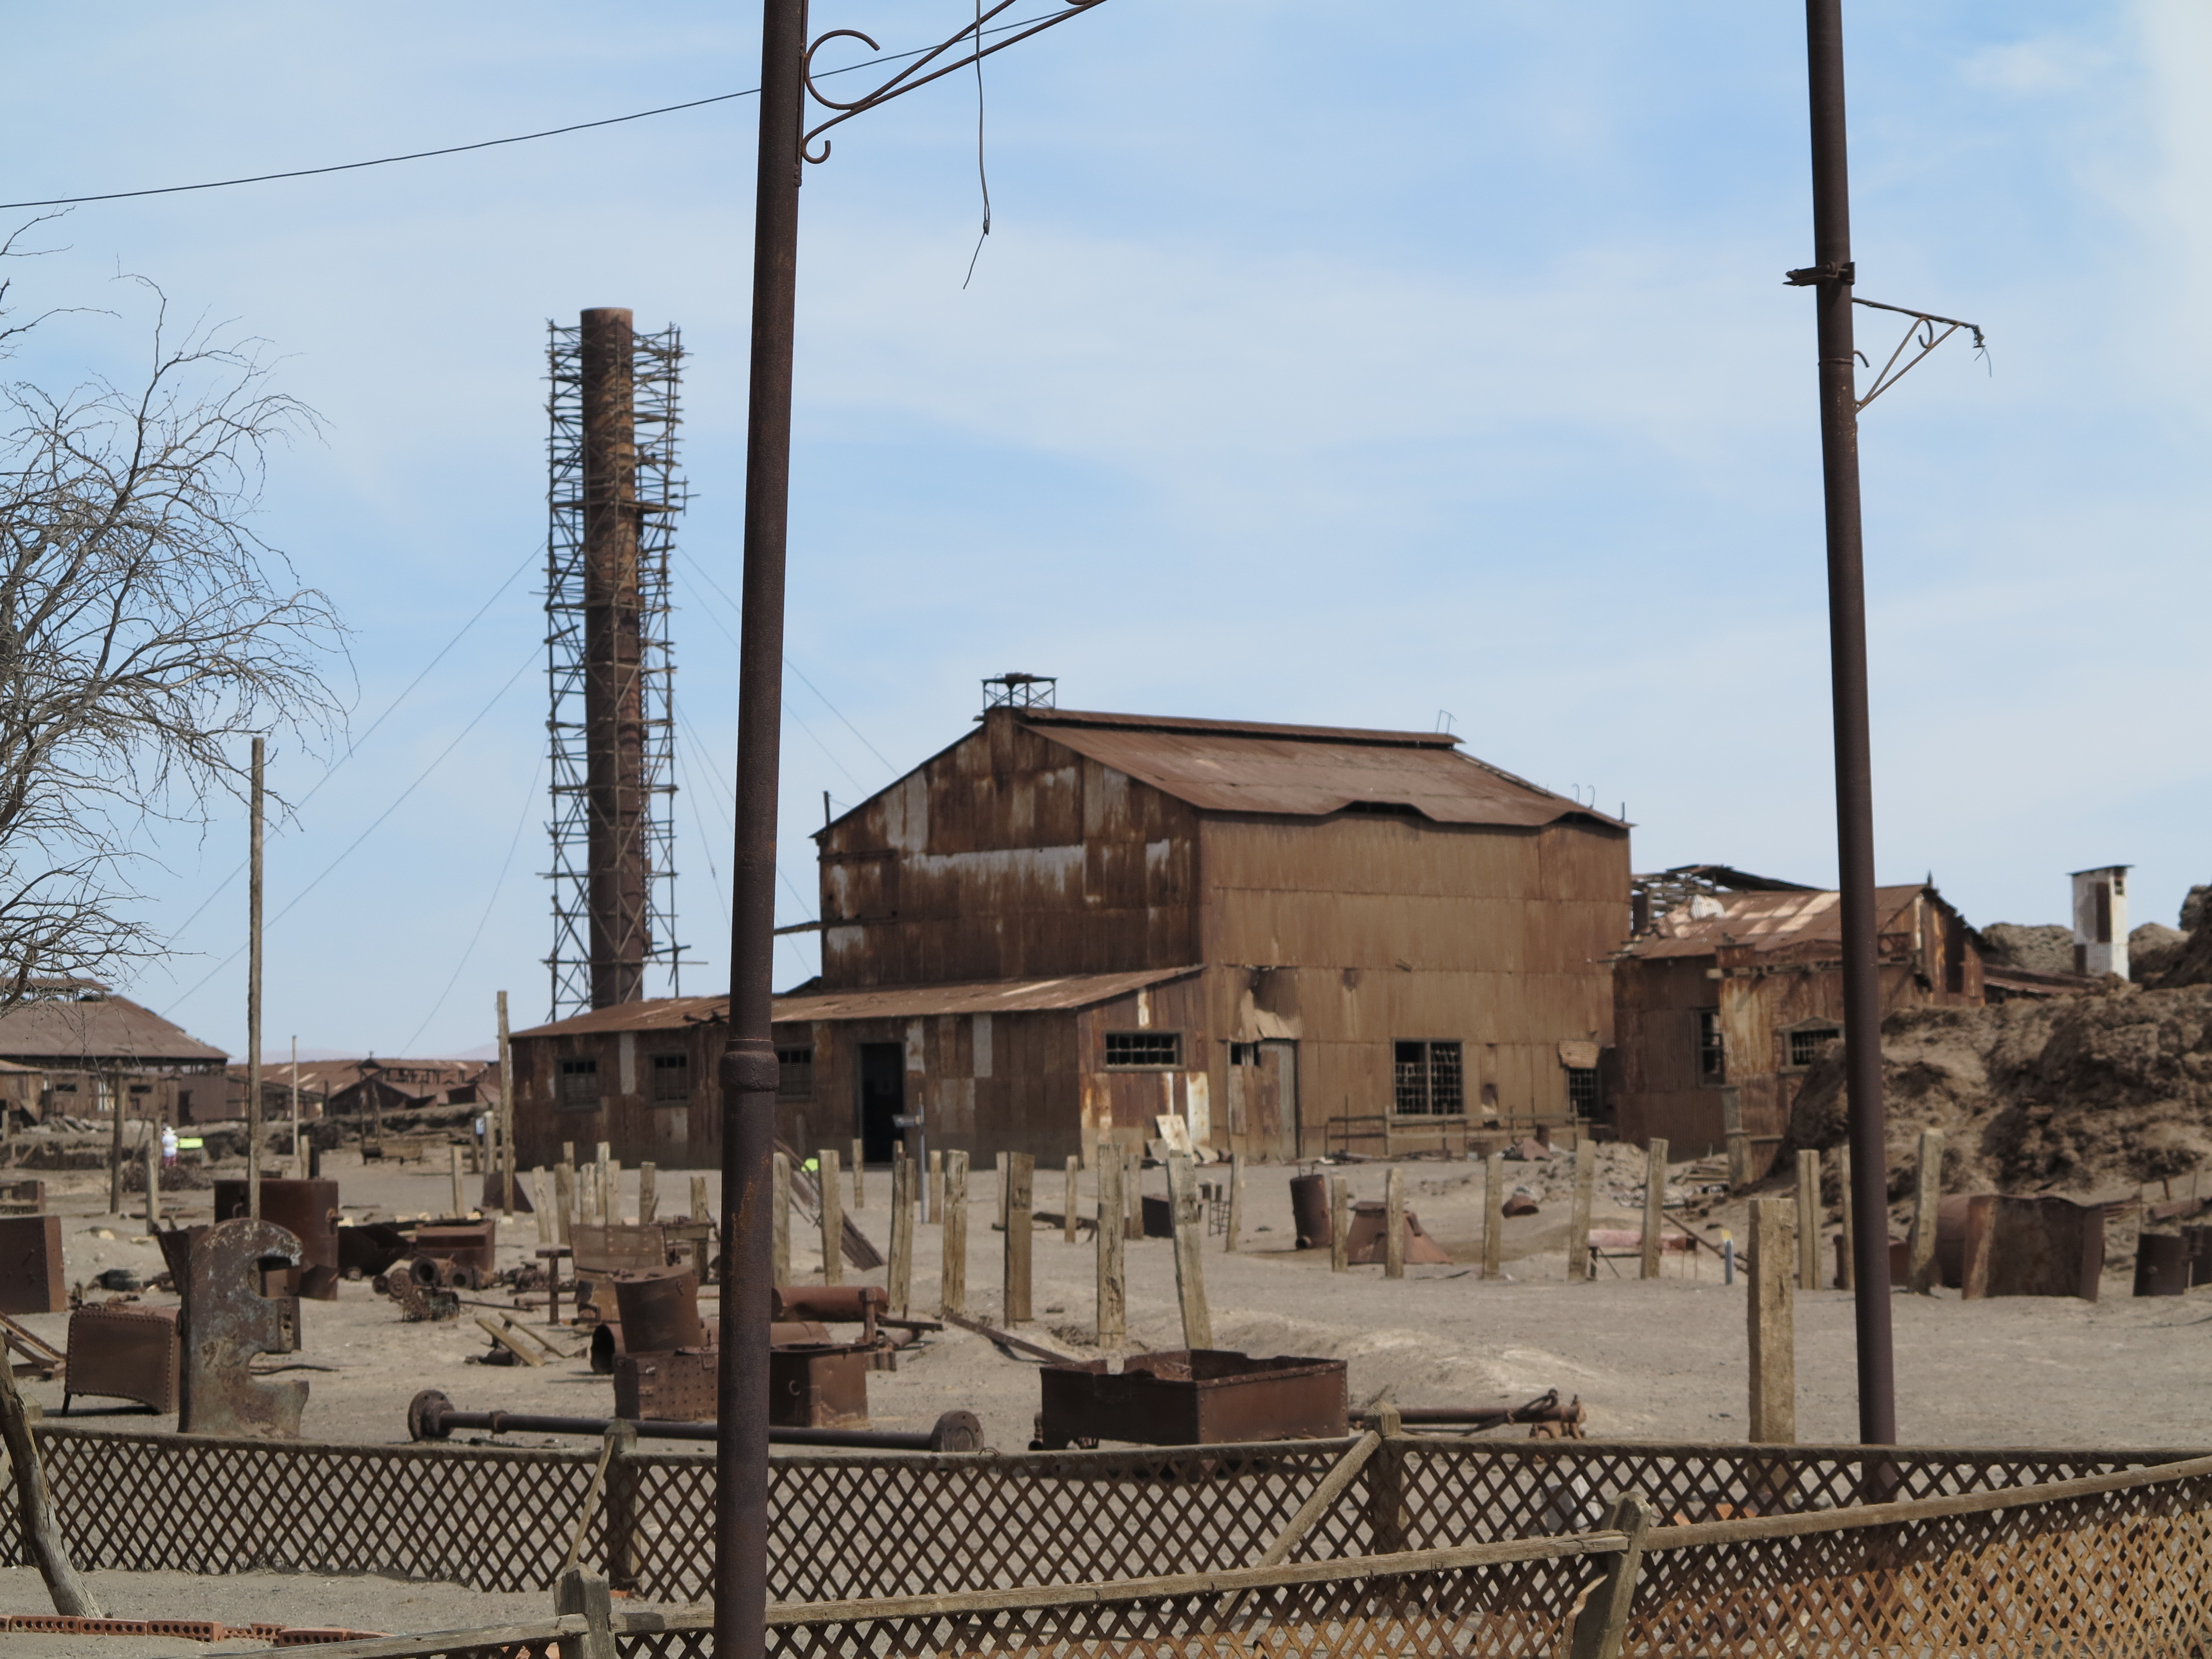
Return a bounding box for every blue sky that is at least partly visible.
[2,2,2204,1059]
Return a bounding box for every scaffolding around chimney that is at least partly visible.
[544,313,685,1020]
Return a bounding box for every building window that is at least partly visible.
[558,1057,601,1110]
[1105,1032,1182,1069]
[1566,1067,1601,1116]
[1787,1025,1841,1069]
[1394,1041,1464,1116]
[1229,1042,1259,1066]
[775,1045,814,1101]
[651,1053,689,1102]
[1697,1012,1726,1083]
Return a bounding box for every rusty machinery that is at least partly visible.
[158,1219,308,1438]
[406,1389,982,1452]
[1035,1350,1348,1451]
[214,1179,341,1300]
[0,1215,65,1314]
[1350,1389,1587,1439]
[64,1306,181,1415]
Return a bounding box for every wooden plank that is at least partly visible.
[1224,1151,1242,1253]
[771,1152,791,1287]
[1568,1139,1594,1282]
[1168,1153,1212,1347]
[817,1149,843,1287]
[476,1315,544,1367]
[1384,1167,1405,1280]
[1836,1143,1854,1291]
[886,1155,913,1318]
[1254,1431,1380,1566]
[637,1163,658,1226]
[851,1139,864,1211]
[1565,1493,1653,1659]
[1063,1155,1080,1245]
[1796,1149,1821,1292]
[1641,1136,1669,1279]
[940,1150,968,1317]
[1095,1147,1124,1345]
[1003,1152,1034,1325]
[1747,1196,1795,1442]
[1482,1151,1503,1279]
[1908,1128,1943,1294]
[1330,1177,1350,1273]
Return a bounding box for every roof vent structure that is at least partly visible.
[982,672,1056,712]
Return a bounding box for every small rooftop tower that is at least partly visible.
[982,671,1056,712]
[2070,865,2130,978]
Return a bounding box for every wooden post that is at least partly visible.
[1095,1146,1125,1345]
[290,1034,302,1178]
[817,1148,843,1285]
[1908,1128,1943,1294]
[941,1150,969,1316]
[690,1174,709,1223]
[1796,1149,1822,1292]
[638,1162,658,1225]
[1836,1143,1855,1290]
[887,1153,914,1316]
[0,1355,100,1615]
[555,1565,617,1659]
[1747,1197,1796,1442]
[1124,1147,1143,1241]
[1064,1154,1080,1244]
[450,1144,467,1218]
[555,1163,576,1245]
[143,1131,161,1228]
[927,1149,943,1226]
[771,1152,791,1287]
[595,1143,612,1225]
[1483,1150,1504,1279]
[1722,1086,1750,1189]
[607,1157,624,1223]
[997,1151,1010,1232]
[851,1138,865,1209]
[497,991,515,1217]
[1330,1177,1350,1273]
[1382,1168,1406,1279]
[1224,1151,1243,1252]
[1565,1492,1654,1659]
[1003,1151,1034,1324]
[106,1072,125,1217]
[1167,1152,1213,1347]
[533,1168,555,1244]
[1641,1136,1669,1279]
[245,734,264,1220]
[1568,1139,1595,1282]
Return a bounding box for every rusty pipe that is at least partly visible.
[408,1390,979,1452]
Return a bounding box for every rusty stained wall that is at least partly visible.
[508,1020,726,1172]
[1614,888,1986,1156]
[817,710,1197,990]
[1199,814,1627,1148]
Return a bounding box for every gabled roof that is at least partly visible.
[0,988,226,1065]
[1620,885,1936,961]
[1014,710,1622,830]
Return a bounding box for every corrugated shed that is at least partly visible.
[1619,885,1928,961]
[0,990,225,1064]
[1019,710,1621,830]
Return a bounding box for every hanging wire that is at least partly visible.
[962,0,993,289]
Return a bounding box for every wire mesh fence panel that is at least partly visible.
[1635,1471,2212,1658]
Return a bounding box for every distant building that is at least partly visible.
[1611,877,1985,1165]
[0,982,227,1123]
[509,697,1631,1168]
[311,1059,497,1124]
[2070,865,2130,979]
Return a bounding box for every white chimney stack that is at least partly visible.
[2070,865,2130,978]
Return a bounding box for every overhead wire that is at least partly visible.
[0,10,1076,212]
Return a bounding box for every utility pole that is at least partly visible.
[498,990,516,1217]
[1793,0,1892,1445]
[246,736,265,1218]
[711,9,1114,1656]
[290,1035,300,1174]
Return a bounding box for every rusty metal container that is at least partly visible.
[0,1214,65,1313]
[615,1348,718,1422]
[1944,1194,2105,1301]
[613,1267,703,1354]
[65,1306,180,1414]
[1289,1174,1331,1249]
[1342,1203,1452,1266]
[410,1218,497,1285]
[768,1343,871,1429]
[1036,1349,1347,1449]
[2135,1233,2191,1298]
[215,1179,342,1300]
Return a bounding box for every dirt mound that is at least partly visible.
[1781,983,2212,1199]
[1982,922,2073,976]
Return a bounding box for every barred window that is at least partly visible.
[651,1052,689,1102]
[558,1056,600,1110]
[1787,1026,1840,1068]
[1566,1067,1601,1116]
[1698,1011,1726,1083]
[1105,1032,1181,1069]
[776,1045,815,1101]
[1393,1041,1464,1116]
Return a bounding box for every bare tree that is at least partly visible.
[0,223,343,1007]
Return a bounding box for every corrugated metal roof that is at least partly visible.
[0,990,226,1064]
[511,968,1204,1040]
[1017,710,1620,830]
[1620,885,1929,960]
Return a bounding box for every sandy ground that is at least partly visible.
[5,1145,2209,1641]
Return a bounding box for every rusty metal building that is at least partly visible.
[510,699,1629,1168]
[1611,878,1985,1163]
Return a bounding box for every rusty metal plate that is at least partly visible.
[614,1348,718,1422]
[215,1180,342,1300]
[0,1214,65,1314]
[1342,1203,1453,1266]
[2135,1233,2191,1298]
[1037,1349,1347,1449]
[571,1223,667,1276]
[612,1267,702,1354]
[182,1218,306,1438]
[65,1306,180,1414]
[1289,1174,1331,1248]
[769,1343,871,1429]
[1957,1194,2105,1302]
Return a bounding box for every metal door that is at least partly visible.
[1227,1041,1300,1161]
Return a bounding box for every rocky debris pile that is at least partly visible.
[1781,981,2212,1199]
[1981,922,2075,977]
